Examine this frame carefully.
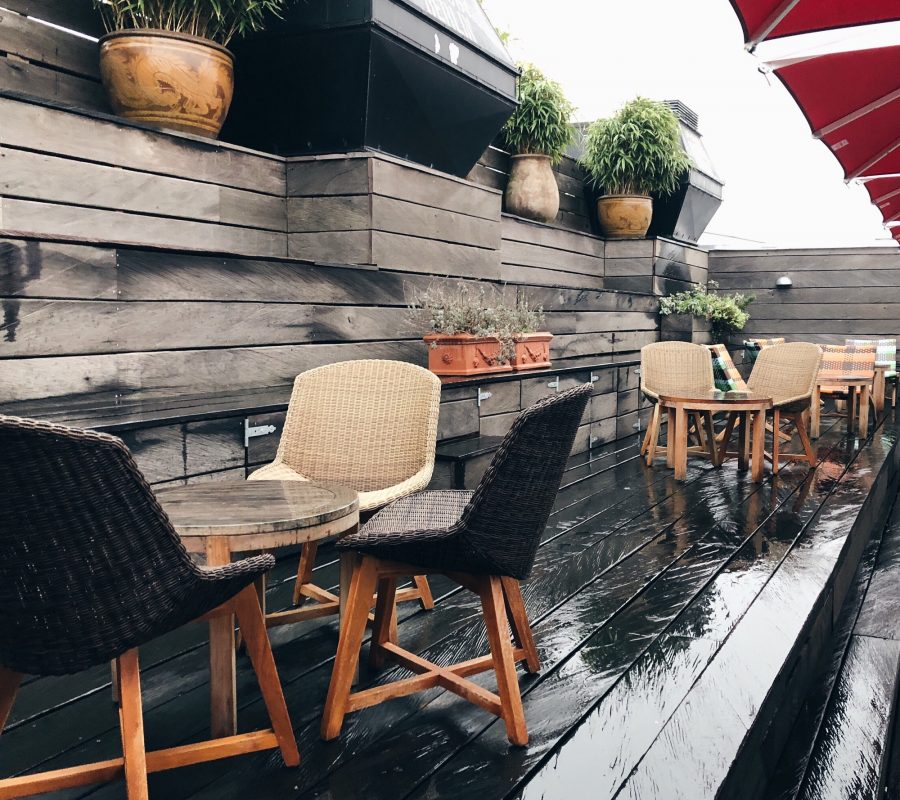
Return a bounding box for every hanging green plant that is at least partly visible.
[659,282,754,344]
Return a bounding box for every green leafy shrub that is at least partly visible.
[94,0,291,46]
[659,282,754,343]
[502,64,576,163]
[580,97,691,196]
[409,283,545,362]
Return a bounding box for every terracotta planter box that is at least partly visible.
[510,332,553,371]
[424,334,513,377]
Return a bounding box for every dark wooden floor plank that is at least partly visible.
[614,424,899,800]
[797,634,900,800]
[177,428,845,800]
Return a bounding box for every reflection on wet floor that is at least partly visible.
[5,410,899,800]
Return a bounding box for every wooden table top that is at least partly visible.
[156,480,359,538]
[659,390,772,407]
[817,375,873,384]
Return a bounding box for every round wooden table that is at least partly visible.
[659,390,773,483]
[157,480,359,739]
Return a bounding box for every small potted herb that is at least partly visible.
[659,282,753,344]
[501,64,575,224]
[410,284,551,377]
[94,0,290,138]
[580,97,691,239]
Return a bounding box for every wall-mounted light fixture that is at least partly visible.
[775,276,793,289]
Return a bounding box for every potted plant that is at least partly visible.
[659,282,753,344]
[508,298,552,371]
[501,64,575,224]
[410,284,552,377]
[94,0,289,138]
[580,97,691,239]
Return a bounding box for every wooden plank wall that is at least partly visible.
[0,97,288,257]
[0,0,106,110]
[708,247,900,348]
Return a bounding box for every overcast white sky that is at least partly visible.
[480,0,898,249]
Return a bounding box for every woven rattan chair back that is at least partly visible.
[706,344,748,392]
[274,360,441,493]
[846,338,897,378]
[640,342,715,401]
[743,338,786,364]
[819,344,876,383]
[747,342,822,408]
[456,384,592,580]
[0,416,208,676]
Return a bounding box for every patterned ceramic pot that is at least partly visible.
[596,195,653,239]
[99,30,234,138]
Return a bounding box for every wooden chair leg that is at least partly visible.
[115,650,149,800]
[646,405,661,466]
[0,668,21,733]
[292,541,319,606]
[480,576,527,746]
[793,413,817,467]
[718,412,738,463]
[413,575,435,610]
[322,557,380,741]
[771,409,781,475]
[369,577,398,670]
[232,586,300,767]
[500,577,540,674]
[703,411,719,467]
[640,407,654,456]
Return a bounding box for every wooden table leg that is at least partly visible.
[859,385,870,437]
[811,386,821,439]
[751,409,766,483]
[206,537,237,739]
[738,411,750,471]
[874,369,886,414]
[703,412,720,467]
[848,389,857,433]
[674,405,688,481]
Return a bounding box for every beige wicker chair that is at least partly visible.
[640,341,716,466]
[250,360,442,612]
[744,342,821,473]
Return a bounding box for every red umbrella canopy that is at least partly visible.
[730,0,900,47]
[773,45,900,180]
[865,176,900,223]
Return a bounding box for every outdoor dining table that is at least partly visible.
[810,375,871,439]
[659,390,773,483]
[156,479,359,739]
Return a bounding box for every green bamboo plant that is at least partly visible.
[502,64,575,163]
[580,97,691,196]
[93,0,290,46]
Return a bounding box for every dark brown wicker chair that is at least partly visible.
[321,384,593,747]
[0,416,299,800]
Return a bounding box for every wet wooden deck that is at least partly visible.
[5,408,899,800]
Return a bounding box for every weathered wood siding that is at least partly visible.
[708,247,900,346]
[0,1,105,110]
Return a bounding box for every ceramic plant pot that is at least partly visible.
[505,154,560,223]
[510,332,553,371]
[99,30,234,138]
[596,195,653,239]
[424,334,513,377]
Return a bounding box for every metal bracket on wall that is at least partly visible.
[548,377,560,392]
[244,419,277,449]
[589,435,600,449]
[477,387,492,407]
[589,372,600,384]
